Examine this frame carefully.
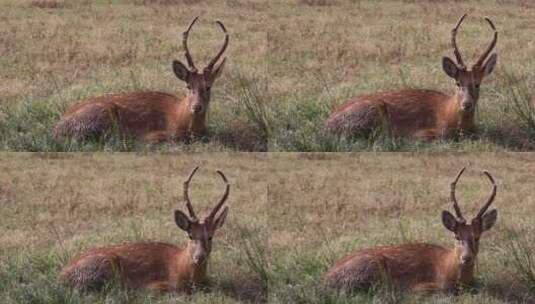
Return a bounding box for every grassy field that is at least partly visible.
[2,0,535,151]
[0,153,268,303]
[267,0,535,151]
[0,0,268,152]
[1,153,534,303]
[268,153,535,303]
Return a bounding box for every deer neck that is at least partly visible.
[444,92,475,134]
[177,96,207,135]
[177,243,208,285]
[445,246,475,287]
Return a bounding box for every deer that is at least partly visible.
[322,167,498,293]
[324,14,498,140]
[52,16,228,143]
[58,166,230,293]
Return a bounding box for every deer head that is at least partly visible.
[442,14,498,113]
[172,17,229,116]
[174,166,229,265]
[441,167,498,267]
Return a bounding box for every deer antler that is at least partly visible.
[450,167,467,222]
[451,13,467,70]
[183,16,199,72]
[206,170,230,222]
[204,20,229,74]
[473,17,498,70]
[475,170,497,219]
[183,166,200,221]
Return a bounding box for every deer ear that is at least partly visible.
[442,57,459,79]
[480,209,497,232]
[207,58,226,84]
[172,60,190,82]
[174,210,191,232]
[442,210,458,232]
[482,53,497,77]
[213,206,228,230]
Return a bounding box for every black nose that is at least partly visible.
[461,255,473,264]
[192,105,203,114]
[462,103,473,111]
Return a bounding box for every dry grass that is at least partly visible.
[268,0,535,151]
[0,153,267,303]
[2,0,535,151]
[30,0,65,9]
[1,153,534,303]
[0,0,267,151]
[268,153,535,303]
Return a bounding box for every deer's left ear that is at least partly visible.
[207,58,226,84]
[480,209,498,232]
[173,60,190,82]
[442,57,459,79]
[442,210,458,232]
[213,206,228,230]
[482,53,497,77]
[175,210,192,232]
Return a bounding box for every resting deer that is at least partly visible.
[53,17,228,142]
[324,14,498,140]
[322,167,498,293]
[59,166,230,292]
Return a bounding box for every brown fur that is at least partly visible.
[323,89,473,139]
[322,243,469,292]
[324,15,498,140]
[322,242,479,292]
[52,91,205,142]
[58,241,208,292]
[322,167,498,293]
[53,17,228,143]
[58,166,230,293]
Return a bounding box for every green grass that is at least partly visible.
[266,0,535,151]
[0,0,267,152]
[2,153,535,303]
[0,154,268,303]
[2,0,535,151]
[267,153,535,303]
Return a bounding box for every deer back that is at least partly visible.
[324,89,459,138]
[59,242,188,290]
[323,243,455,291]
[54,91,187,140]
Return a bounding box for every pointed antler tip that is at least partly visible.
[482,170,496,184]
[215,20,228,32]
[216,170,229,183]
[484,17,497,30]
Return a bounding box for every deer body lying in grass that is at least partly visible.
[323,167,498,293]
[324,15,498,140]
[59,167,229,292]
[53,17,228,143]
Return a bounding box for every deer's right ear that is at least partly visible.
[442,210,458,232]
[442,57,459,79]
[172,60,190,82]
[174,210,191,232]
[480,209,498,232]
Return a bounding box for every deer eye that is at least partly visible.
[475,84,480,89]
[455,235,461,241]
[455,82,461,87]
[208,236,213,241]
